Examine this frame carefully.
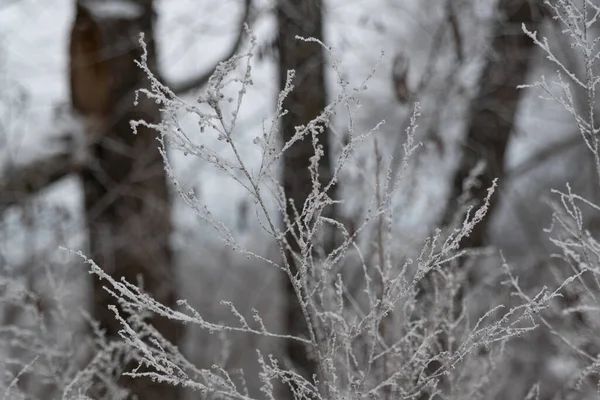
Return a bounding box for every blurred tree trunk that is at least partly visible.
[418,0,541,397]
[443,0,540,250]
[441,0,540,308]
[69,1,181,398]
[277,0,335,386]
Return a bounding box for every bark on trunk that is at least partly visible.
[69,1,181,398]
[444,0,539,242]
[418,1,540,397]
[277,0,334,385]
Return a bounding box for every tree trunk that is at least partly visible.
[441,0,540,313]
[69,1,181,398]
[277,0,334,385]
[418,1,540,397]
[443,0,539,244]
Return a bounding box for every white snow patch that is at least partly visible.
[87,0,145,20]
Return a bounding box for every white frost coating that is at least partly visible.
[87,0,144,20]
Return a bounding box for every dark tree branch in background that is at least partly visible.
[0,152,79,213]
[168,0,253,96]
[447,1,464,63]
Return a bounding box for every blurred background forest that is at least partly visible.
[1,0,598,399]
